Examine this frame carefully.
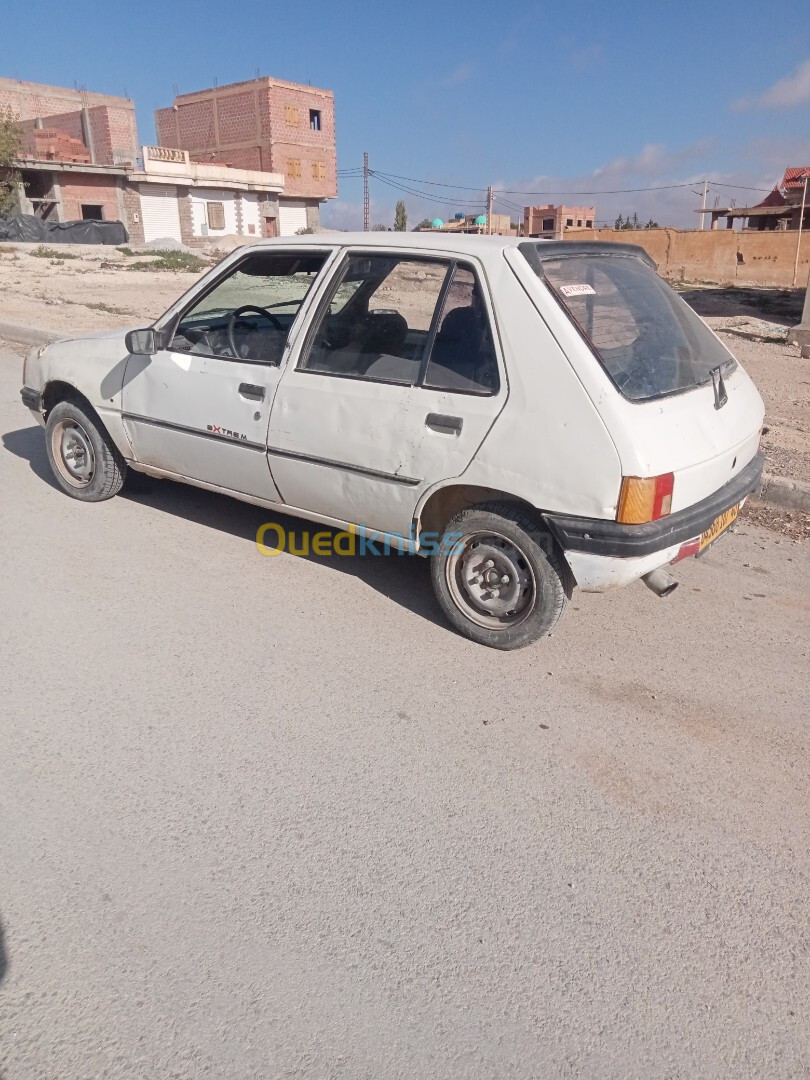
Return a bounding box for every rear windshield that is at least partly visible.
[532,252,734,401]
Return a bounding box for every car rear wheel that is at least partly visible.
[431,503,572,649]
[45,399,126,501]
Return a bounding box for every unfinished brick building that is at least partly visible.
[155,76,336,234]
[0,76,139,167]
[523,204,596,240]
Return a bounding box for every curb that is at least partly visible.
[754,473,810,514]
[2,319,809,515]
[0,321,62,348]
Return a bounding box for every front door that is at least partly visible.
[122,248,333,499]
[267,251,506,537]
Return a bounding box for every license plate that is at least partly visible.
[698,503,739,554]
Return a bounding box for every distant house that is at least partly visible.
[698,167,810,231]
[523,204,596,240]
[419,212,515,236]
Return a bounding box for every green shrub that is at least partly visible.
[31,246,79,260]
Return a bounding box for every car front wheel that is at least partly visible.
[45,399,126,501]
[431,503,572,649]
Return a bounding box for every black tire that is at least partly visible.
[45,398,126,501]
[431,502,573,650]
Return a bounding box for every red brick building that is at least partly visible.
[0,76,138,167]
[155,76,336,233]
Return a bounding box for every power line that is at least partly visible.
[341,166,774,197]
[708,181,772,192]
[372,170,487,192]
[370,171,487,208]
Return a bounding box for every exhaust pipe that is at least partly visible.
[642,569,679,598]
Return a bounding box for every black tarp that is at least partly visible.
[0,214,127,245]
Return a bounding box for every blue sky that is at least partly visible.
[5,0,810,228]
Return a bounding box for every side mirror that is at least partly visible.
[125,328,170,356]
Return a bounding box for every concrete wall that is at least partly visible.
[563,227,810,288]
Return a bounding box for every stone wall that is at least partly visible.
[563,228,810,288]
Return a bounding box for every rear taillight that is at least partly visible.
[617,473,674,524]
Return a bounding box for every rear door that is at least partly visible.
[267,250,506,537]
[122,248,333,499]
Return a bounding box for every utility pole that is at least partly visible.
[363,152,370,232]
[699,179,708,231]
[486,185,494,235]
[792,174,808,288]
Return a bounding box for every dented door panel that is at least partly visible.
[122,351,283,500]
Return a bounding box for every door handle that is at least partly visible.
[239,382,265,401]
[425,412,463,434]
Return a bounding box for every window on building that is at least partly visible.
[206,202,226,230]
[566,218,573,227]
[577,219,582,227]
[586,219,593,228]
[286,159,302,180]
[284,105,300,126]
[310,109,322,131]
[311,162,326,181]
[80,204,104,221]
[542,217,555,231]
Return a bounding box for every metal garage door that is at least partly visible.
[140,184,183,244]
[277,201,308,236]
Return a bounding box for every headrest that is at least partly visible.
[363,311,408,354]
[437,305,481,341]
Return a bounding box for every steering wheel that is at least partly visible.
[228,304,284,358]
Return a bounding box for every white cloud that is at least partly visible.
[734,58,810,110]
[492,142,763,228]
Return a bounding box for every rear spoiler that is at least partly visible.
[518,241,658,275]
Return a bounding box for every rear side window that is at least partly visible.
[424,266,499,394]
[530,251,734,401]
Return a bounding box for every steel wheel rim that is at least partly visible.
[52,419,95,487]
[445,530,536,630]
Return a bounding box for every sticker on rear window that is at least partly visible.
[559,283,596,297]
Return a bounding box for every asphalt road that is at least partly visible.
[0,344,808,1079]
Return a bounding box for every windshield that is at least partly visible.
[527,249,735,401]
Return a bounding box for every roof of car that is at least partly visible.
[254,231,529,253]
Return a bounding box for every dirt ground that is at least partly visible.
[0,242,215,334]
[1,241,808,536]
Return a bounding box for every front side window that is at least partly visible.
[171,252,328,365]
[526,247,735,401]
[299,254,499,394]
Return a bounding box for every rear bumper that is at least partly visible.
[544,453,764,559]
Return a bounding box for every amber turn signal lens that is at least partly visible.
[617,473,674,524]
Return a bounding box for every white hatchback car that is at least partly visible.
[21,234,764,649]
